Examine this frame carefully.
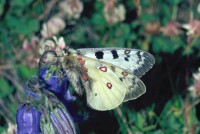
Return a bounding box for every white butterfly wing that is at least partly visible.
[122,75,146,102]
[83,58,127,111]
[106,63,146,102]
[81,57,146,110]
[78,48,155,78]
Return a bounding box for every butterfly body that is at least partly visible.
[61,48,155,111]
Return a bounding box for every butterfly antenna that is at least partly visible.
[68,28,72,49]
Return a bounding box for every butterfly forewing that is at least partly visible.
[78,48,155,78]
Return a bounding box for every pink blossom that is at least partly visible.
[160,21,181,36]
[144,22,160,35]
[22,40,30,51]
[41,17,66,39]
[59,0,83,20]
[182,20,200,37]
[103,0,126,25]
[39,37,66,56]
[22,36,40,68]
[189,68,200,97]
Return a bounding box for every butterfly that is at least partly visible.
[58,48,155,111]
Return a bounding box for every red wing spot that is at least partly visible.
[99,66,107,72]
[81,74,88,81]
[107,82,112,89]
[125,50,131,55]
[77,56,85,65]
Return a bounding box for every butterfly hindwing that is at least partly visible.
[78,48,155,78]
[105,63,146,102]
[82,57,127,111]
[80,57,146,111]
[122,75,146,102]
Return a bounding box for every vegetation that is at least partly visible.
[1,0,200,133]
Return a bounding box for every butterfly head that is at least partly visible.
[61,48,79,69]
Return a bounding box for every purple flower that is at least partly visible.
[49,108,76,134]
[39,67,69,94]
[16,104,42,134]
[39,67,87,122]
[25,89,40,99]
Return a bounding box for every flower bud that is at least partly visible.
[39,92,76,134]
[16,104,42,134]
[50,108,76,134]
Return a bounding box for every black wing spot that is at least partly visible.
[136,51,142,64]
[95,51,104,59]
[111,50,119,59]
[136,51,142,60]
[124,57,129,61]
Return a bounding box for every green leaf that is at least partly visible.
[0,0,5,16]
[0,78,14,98]
[152,129,164,134]
[141,14,158,23]
[142,125,156,132]
[168,0,184,5]
[160,4,172,23]
[0,127,5,134]
[183,45,194,56]
[91,13,106,30]
[140,0,152,6]
[73,27,88,45]
[152,36,182,53]
[9,103,17,117]
[136,113,145,128]
[106,38,125,47]
[13,0,33,7]
[26,19,39,33]
[129,33,138,41]
[94,1,104,10]
[18,64,37,79]
[115,23,131,40]
[6,15,39,35]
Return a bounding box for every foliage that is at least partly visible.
[1,0,200,133]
